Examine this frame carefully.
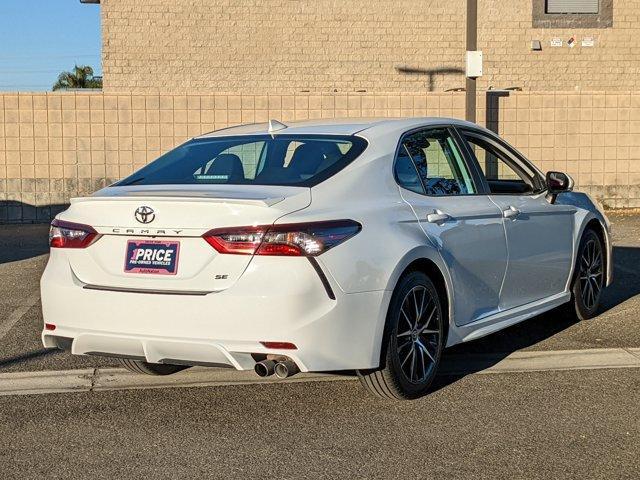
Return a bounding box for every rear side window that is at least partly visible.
[394,147,424,194]
[117,135,367,187]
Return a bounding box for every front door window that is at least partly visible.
[462,132,544,195]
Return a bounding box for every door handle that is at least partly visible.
[503,206,521,220]
[426,210,451,224]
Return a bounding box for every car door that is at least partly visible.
[394,126,508,326]
[458,128,575,310]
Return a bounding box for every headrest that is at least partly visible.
[289,143,325,177]
[205,154,245,181]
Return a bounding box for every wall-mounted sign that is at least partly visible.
[582,37,595,47]
[567,37,576,48]
[550,38,563,47]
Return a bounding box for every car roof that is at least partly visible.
[195,117,486,138]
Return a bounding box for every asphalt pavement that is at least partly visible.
[0,214,638,479]
[0,369,637,479]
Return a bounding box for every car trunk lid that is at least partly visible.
[58,185,310,292]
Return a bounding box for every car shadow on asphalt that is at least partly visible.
[432,245,640,394]
[597,246,640,314]
[0,348,62,369]
[0,224,50,264]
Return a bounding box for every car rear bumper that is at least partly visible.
[41,254,391,372]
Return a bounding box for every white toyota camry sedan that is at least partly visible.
[41,118,612,399]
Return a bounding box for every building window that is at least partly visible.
[533,0,612,28]
[546,0,599,14]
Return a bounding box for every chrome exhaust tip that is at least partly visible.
[274,360,299,379]
[254,360,276,377]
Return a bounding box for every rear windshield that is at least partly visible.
[116,134,368,187]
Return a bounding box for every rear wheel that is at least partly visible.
[118,358,188,376]
[357,271,444,400]
[569,228,605,320]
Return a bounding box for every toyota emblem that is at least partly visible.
[134,206,155,224]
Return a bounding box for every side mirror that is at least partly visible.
[546,171,573,203]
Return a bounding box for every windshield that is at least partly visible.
[116,134,368,187]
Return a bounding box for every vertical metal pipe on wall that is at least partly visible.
[465,0,477,123]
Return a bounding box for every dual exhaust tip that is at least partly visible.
[254,359,299,379]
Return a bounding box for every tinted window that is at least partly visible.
[462,132,543,194]
[117,135,367,187]
[394,128,476,195]
[394,147,424,194]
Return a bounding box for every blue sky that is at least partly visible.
[0,0,101,91]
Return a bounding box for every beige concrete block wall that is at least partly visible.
[479,0,640,92]
[102,0,467,93]
[0,90,638,223]
[101,0,640,93]
[486,91,640,207]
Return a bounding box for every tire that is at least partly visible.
[118,358,188,376]
[568,228,605,321]
[357,271,445,400]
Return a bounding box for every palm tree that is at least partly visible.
[52,65,102,91]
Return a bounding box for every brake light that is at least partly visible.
[203,226,268,255]
[203,220,361,256]
[49,219,101,249]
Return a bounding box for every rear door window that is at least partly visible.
[394,128,476,195]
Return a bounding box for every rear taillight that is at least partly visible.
[49,219,101,249]
[203,226,268,255]
[203,220,361,257]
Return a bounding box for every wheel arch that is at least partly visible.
[384,248,454,349]
[558,192,613,288]
[571,213,612,289]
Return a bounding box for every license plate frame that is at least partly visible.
[124,240,180,275]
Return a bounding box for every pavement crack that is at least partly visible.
[89,367,100,392]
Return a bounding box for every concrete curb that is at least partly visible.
[1,347,639,397]
[440,347,640,375]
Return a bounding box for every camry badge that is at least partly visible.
[134,206,155,224]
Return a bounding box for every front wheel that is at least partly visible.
[569,228,605,320]
[357,271,444,400]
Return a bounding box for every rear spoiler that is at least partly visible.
[71,194,285,208]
